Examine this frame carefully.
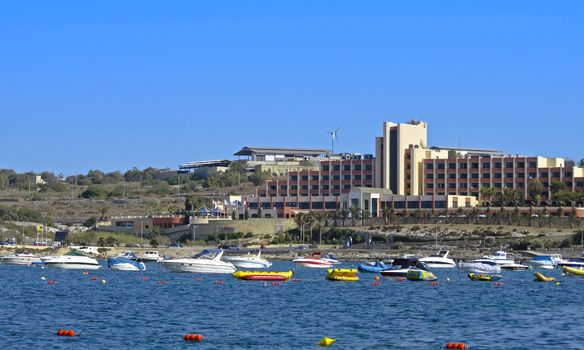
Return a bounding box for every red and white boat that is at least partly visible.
[293,252,340,269]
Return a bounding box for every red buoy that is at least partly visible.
[90,277,97,281]
[445,342,466,349]
[183,334,203,342]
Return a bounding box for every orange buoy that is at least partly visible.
[371,281,381,286]
[445,343,466,349]
[57,329,76,337]
[430,281,440,286]
[90,277,97,281]
[48,280,57,285]
[291,278,301,282]
[397,277,407,281]
[183,334,203,342]
[374,275,380,281]
[494,282,504,286]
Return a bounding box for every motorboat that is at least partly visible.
[108,257,146,271]
[116,251,138,260]
[406,269,437,281]
[358,260,390,273]
[459,259,501,274]
[419,249,456,268]
[233,270,292,281]
[500,262,529,271]
[222,250,272,269]
[380,258,429,278]
[42,251,100,270]
[138,251,163,263]
[0,252,42,265]
[326,269,359,282]
[555,252,584,269]
[482,251,515,266]
[163,249,236,274]
[528,256,557,270]
[293,252,340,269]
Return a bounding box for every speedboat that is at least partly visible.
[358,260,390,273]
[116,251,138,260]
[419,249,456,268]
[380,258,429,277]
[222,250,272,269]
[555,252,584,269]
[0,252,42,265]
[482,251,515,266]
[528,256,557,270]
[293,252,340,269]
[138,251,163,263]
[163,249,236,274]
[108,257,146,271]
[459,259,501,274]
[42,251,100,270]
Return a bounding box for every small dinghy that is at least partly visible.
[358,260,390,273]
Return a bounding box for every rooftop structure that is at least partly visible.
[234,146,329,161]
[179,160,231,170]
[430,146,505,157]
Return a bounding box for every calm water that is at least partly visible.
[1,261,583,350]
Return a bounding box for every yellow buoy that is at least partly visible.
[555,282,561,286]
[101,279,106,284]
[319,337,336,347]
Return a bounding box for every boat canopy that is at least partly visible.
[192,249,223,259]
[392,258,428,271]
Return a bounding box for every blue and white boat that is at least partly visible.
[358,260,390,273]
[528,256,557,270]
[116,251,138,260]
[108,257,146,271]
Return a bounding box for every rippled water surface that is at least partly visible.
[1,261,583,349]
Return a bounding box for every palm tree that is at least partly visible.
[312,212,326,245]
[349,206,361,226]
[480,186,497,205]
[340,208,350,227]
[332,209,341,227]
[382,207,391,225]
[293,212,305,242]
[360,209,371,227]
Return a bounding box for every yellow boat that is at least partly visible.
[467,273,503,282]
[326,268,359,282]
[562,266,584,276]
[232,270,293,281]
[534,272,556,282]
[406,269,437,281]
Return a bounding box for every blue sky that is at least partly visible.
[1,1,582,175]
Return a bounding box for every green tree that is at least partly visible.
[360,209,371,227]
[480,186,497,205]
[84,216,97,228]
[340,209,350,227]
[527,179,544,205]
[349,206,361,226]
[550,180,567,199]
[81,185,107,199]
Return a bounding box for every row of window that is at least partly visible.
[322,164,373,171]
[426,161,539,170]
[291,174,374,181]
[426,172,567,180]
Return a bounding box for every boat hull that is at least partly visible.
[563,266,584,276]
[468,273,502,282]
[293,259,332,269]
[45,262,101,270]
[1,257,42,265]
[459,263,501,274]
[380,269,409,278]
[421,261,456,269]
[163,261,236,274]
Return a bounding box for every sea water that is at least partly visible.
[0,262,582,349]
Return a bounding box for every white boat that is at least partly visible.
[222,251,272,269]
[528,255,557,270]
[459,259,502,274]
[482,251,515,266]
[42,251,101,270]
[108,257,146,271]
[0,252,42,265]
[138,251,163,263]
[163,249,236,274]
[419,250,456,268]
[293,252,340,269]
[556,252,584,269]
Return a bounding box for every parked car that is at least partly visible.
[33,241,47,247]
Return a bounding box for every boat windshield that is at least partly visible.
[192,249,222,259]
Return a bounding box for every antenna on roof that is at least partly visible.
[328,127,340,155]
